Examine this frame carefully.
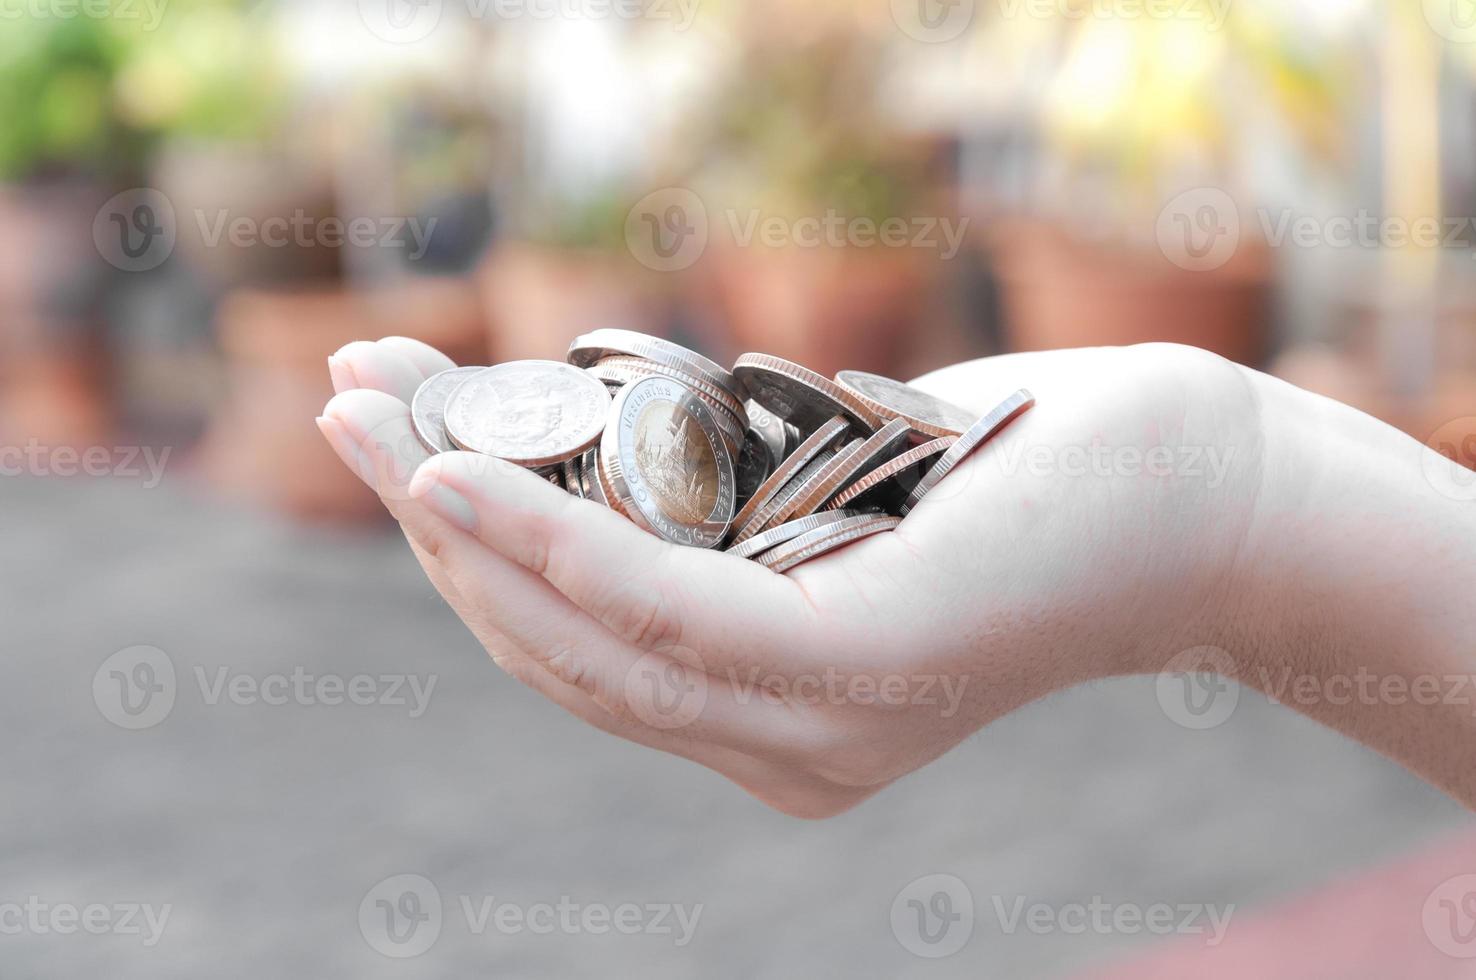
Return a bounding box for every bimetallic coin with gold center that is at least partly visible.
[601,376,735,549]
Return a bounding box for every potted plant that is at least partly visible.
[0,16,163,447]
[982,7,1362,366]
[684,26,947,374]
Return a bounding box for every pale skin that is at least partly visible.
[317,338,1476,817]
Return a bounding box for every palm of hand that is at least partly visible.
[319,339,1258,817]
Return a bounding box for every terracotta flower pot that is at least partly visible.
[476,242,662,362]
[993,220,1271,366]
[197,278,488,522]
[152,141,340,289]
[707,243,931,376]
[0,180,113,449]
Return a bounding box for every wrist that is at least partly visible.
[1222,367,1476,802]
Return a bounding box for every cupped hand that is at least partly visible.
[317,338,1264,817]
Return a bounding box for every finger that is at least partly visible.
[329,340,425,403]
[408,451,826,679]
[395,492,811,757]
[408,526,825,800]
[318,388,425,502]
[317,367,862,814]
[375,336,457,378]
[320,389,810,754]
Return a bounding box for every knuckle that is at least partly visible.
[612,585,683,651]
[410,520,454,563]
[542,645,601,698]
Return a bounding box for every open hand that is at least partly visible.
[318,338,1266,817]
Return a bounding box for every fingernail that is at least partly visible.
[316,416,374,488]
[413,473,479,534]
[327,354,358,393]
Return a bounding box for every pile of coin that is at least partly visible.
[410,328,1034,573]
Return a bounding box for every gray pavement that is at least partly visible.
[2,473,1469,978]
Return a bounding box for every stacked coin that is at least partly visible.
[408,331,1035,574]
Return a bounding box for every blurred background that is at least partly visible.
[4,0,1476,975]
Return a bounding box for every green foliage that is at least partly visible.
[0,1,286,183]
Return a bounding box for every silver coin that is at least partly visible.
[901,389,1036,514]
[567,329,743,403]
[563,454,585,499]
[580,448,610,506]
[733,353,879,434]
[411,366,486,454]
[727,509,866,560]
[733,448,839,544]
[835,370,978,440]
[729,415,850,541]
[783,422,804,455]
[735,428,777,506]
[746,400,788,467]
[444,360,611,467]
[600,376,736,549]
[756,514,902,574]
[827,436,954,513]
